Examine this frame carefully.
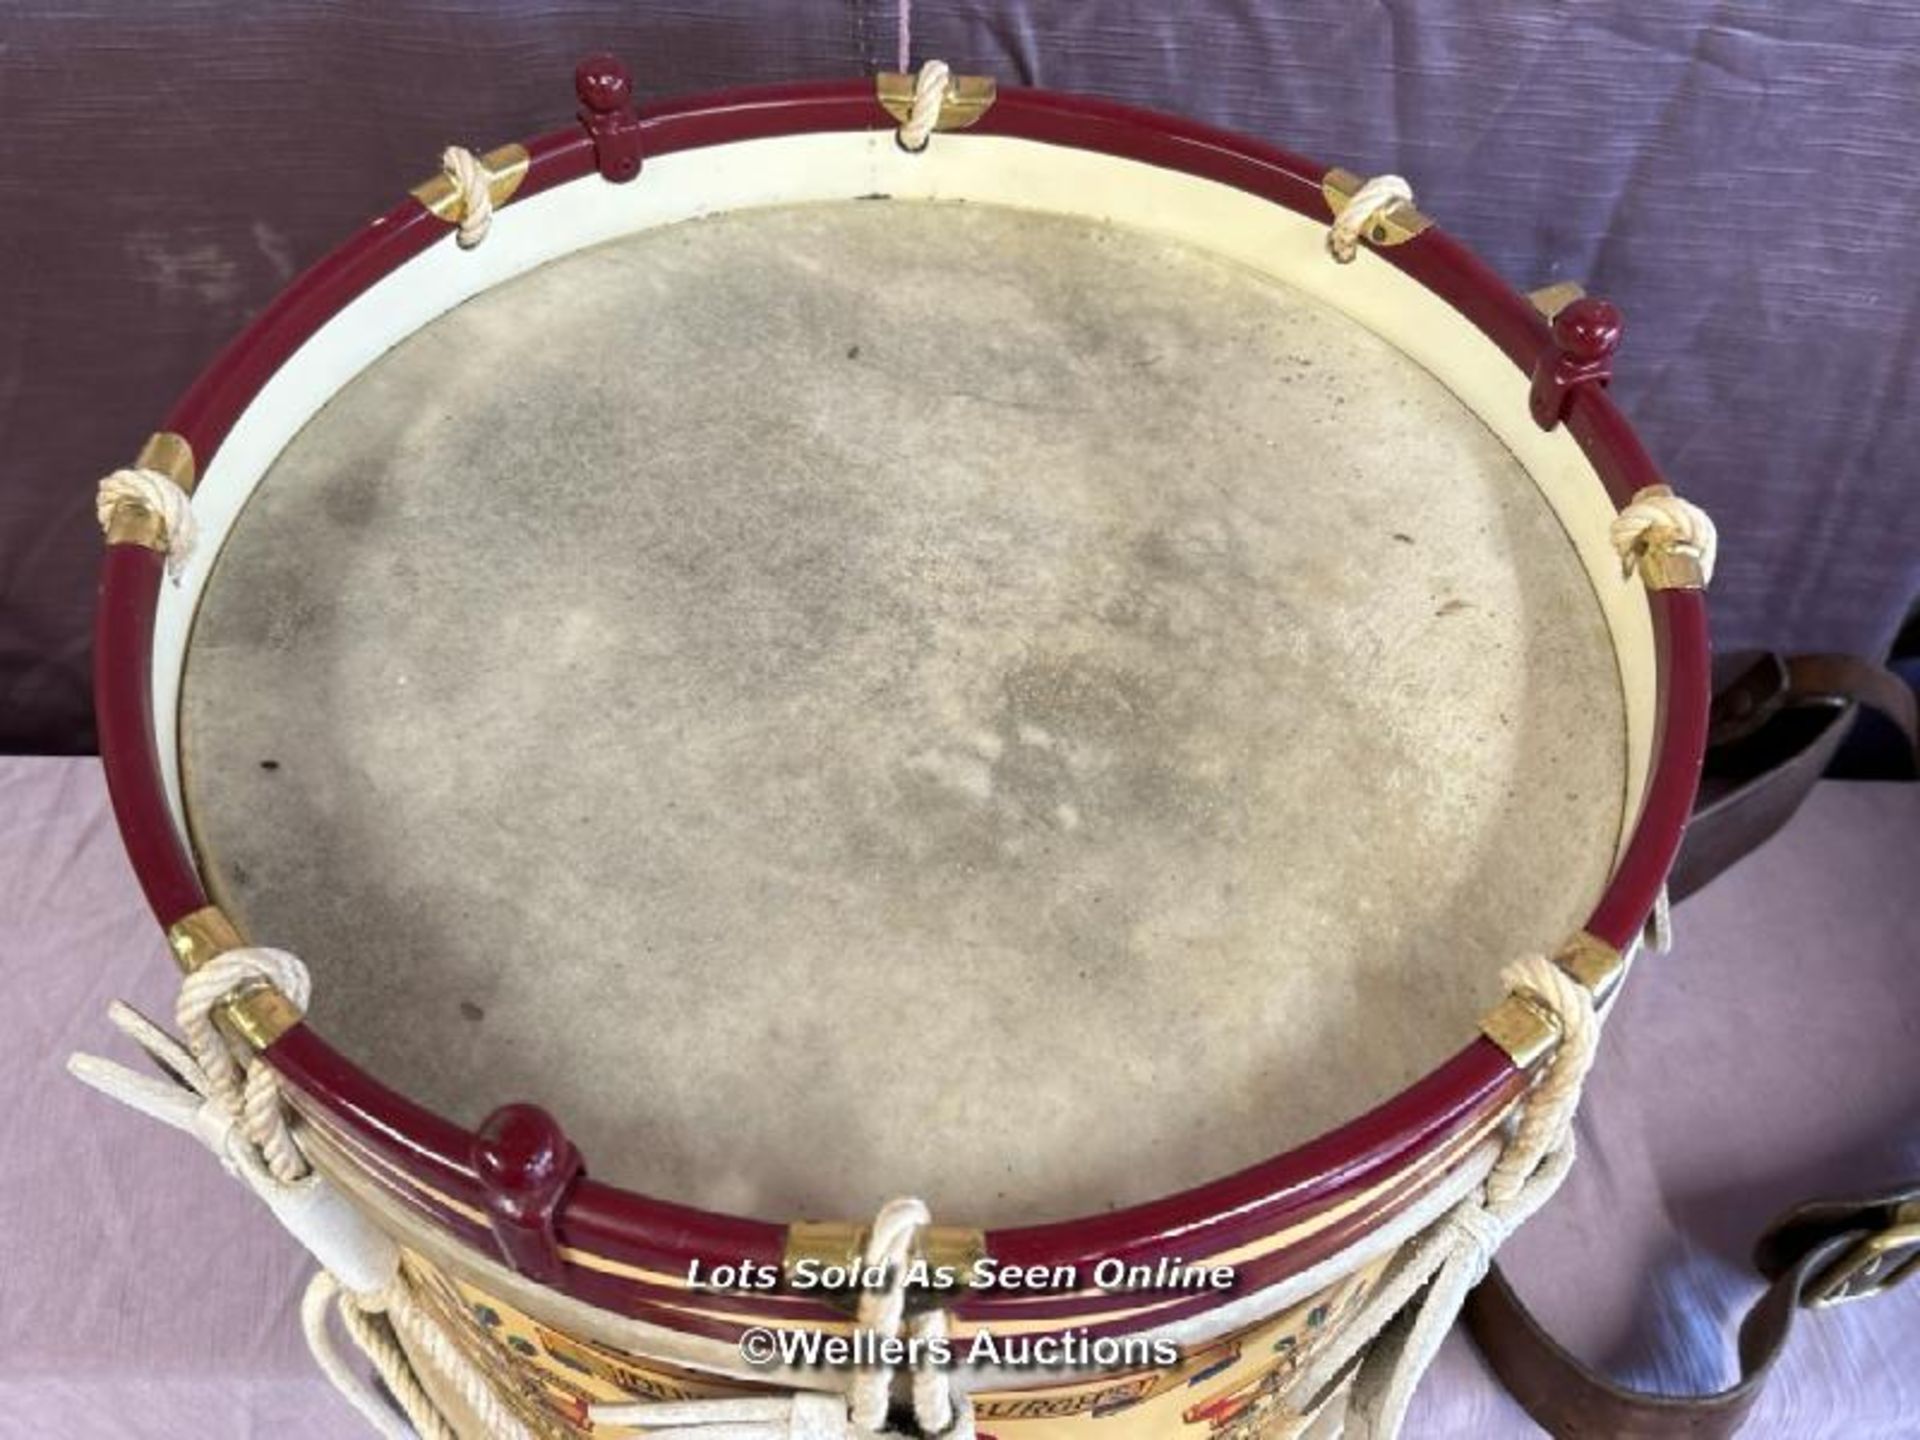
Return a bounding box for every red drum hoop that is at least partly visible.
[94,76,1708,1340]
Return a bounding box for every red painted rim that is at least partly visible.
[95,76,1709,1321]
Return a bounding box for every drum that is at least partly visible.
[90,56,1711,1440]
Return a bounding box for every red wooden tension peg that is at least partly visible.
[1529,296,1623,431]
[473,1102,585,1283]
[576,53,645,183]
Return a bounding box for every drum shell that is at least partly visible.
[93,75,1711,1440]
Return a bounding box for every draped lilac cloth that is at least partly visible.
[3,758,1915,1435]
[2,2,1919,752]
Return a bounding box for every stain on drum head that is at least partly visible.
[180,201,1626,1224]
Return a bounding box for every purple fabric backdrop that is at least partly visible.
[4,1,1919,751]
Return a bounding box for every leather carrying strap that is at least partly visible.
[1670,651,1918,900]
[1464,652,1920,1436]
[1465,1187,1920,1439]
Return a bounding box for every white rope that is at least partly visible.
[1298,954,1598,1438]
[302,1262,538,1440]
[441,145,494,249]
[1483,957,1596,1208]
[594,1197,970,1440]
[176,947,313,1180]
[303,1271,439,1440]
[907,1306,964,1438]
[896,0,913,74]
[302,1266,536,1440]
[70,953,534,1440]
[1611,486,1718,585]
[379,1272,535,1440]
[897,60,950,152]
[1327,174,1413,264]
[849,1197,928,1429]
[97,467,197,578]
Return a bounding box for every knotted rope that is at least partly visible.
[97,467,197,578]
[1611,486,1718,585]
[1292,954,1599,1437]
[593,1196,971,1440]
[849,1197,967,1436]
[897,61,951,152]
[1482,957,1596,1208]
[441,145,495,249]
[70,950,530,1440]
[1327,174,1414,264]
[176,949,312,1177]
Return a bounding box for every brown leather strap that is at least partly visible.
[1784,655,1918,753]
[1669,651,1918,900]
[1464,1187,1920,1438]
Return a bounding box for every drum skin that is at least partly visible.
[179,201,1625,1227]
[93,73,1711,1439]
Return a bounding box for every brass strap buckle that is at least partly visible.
[1805,1202,1920,1308]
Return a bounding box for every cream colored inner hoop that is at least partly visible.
[178,186,1633,1226]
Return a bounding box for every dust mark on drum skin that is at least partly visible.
[319,467,384,530]
[866,646,1249,889]
[268,858,522,1082]
[1101,520,1294,648]
[184,531,340,662]
[604,458,911,699]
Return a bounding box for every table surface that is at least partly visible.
[2,757,1914,1438]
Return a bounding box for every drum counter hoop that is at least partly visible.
[78,55,1714,1440]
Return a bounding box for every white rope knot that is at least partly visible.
[1327,174,1414,264]
[851,1197,942,1433]
[1308,953,1599,1439]
[442,145,495,248]
[897,60,951,152]
[177,947,312,1180]
[97,466,198,578]
[594,1196,970,1440]
[1485,954,1597,1207]
[1610,486,1717,585]
[1439,1202,1507,1291]
[69,948,533,1440]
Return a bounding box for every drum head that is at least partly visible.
[180,199,1625,1224]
